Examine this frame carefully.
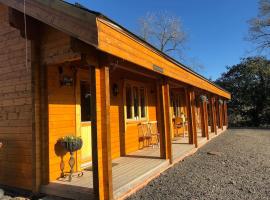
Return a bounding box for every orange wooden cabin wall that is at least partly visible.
[47,65,79,181]
[0,5,33,190]
[40,25,81,182]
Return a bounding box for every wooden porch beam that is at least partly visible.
[91,55,113,200]
[204,102,209,140]
[160,79,173,163]
[186,88,198,147]
[185,88,193,144]
[200,101,206,138]
[156,81,165,158]
[224,101,228,127]
[210,97,217,134]
[219,100,224,130]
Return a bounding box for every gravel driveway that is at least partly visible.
[127,129,270,200]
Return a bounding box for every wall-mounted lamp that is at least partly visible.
[112,83,119,96]
[61,76,74,86]
[58,66,74,87]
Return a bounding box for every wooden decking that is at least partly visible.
[172,137,195,161]
[41,129,227,200]
[41,147,168,200]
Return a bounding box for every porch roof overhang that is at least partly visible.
[1,0,231,99]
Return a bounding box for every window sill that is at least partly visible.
[126,119,148,124]
[81,121,92,126]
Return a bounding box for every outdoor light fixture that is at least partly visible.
[58,66,74,86]
[112,83,119,96]
[61,76,74,86]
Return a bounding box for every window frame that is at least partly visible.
[124,80,148,122]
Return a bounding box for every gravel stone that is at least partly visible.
[127,129,270,200]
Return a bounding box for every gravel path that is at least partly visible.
[127,129,270,200]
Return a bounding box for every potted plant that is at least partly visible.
[58,136,83,181]
[60,136,83,153]
[219,99,224,104]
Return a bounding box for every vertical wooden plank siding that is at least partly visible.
[94,61,113,200]
[185,88,193,144]
[161,80,172,163]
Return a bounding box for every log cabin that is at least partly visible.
[0,0,231,200]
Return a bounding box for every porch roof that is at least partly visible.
[0,0,231,99]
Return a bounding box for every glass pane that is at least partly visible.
[80,81,91,122]
[133,86,139,119]
[126,85,132,119]
[140,87,146,118]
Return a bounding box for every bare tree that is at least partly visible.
[138,11,187,56]
[248,0,270,51]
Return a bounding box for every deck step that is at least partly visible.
[40,183,94,200]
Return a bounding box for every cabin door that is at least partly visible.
[76,69,92,168]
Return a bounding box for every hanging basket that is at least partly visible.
[59,136,83,153]
[200,95,208,103]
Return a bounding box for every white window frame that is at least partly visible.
[124,80,148,122]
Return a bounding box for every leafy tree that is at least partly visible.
[216,57,270,127]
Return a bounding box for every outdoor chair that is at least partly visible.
[138,122,149,149]
[174,117,183,137]
[148,121,160,148]
[143,122,152,147]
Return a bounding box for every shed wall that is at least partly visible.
[0,5,33,190]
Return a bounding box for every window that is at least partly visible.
[133,87,139,119]
[126,85,132,119]
[125,81,147,120]
[80,81,91,122]
[171,94,182,118]
[140,87,146,118]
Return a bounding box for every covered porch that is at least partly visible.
[41,147,169,200]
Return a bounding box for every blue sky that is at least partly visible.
[66,0,263,80]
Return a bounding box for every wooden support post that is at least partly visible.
[160,79,172,163]
[200,101,209,140]
[204,102,209,140]
[224,101,228,127]
[186,88,198,147]
[215,98,221,130]
[91,56,113,200]
[156,81,165,158]
[220,101,224,130]
[185,88,193,144]
[210,97,217,134]
[200,101,206,138]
